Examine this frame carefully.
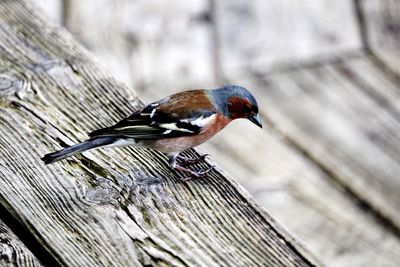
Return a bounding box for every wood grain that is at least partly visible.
[0,219,43,267]
[0,1,319,266]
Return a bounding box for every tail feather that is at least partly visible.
[41,137,116,164]
[88,126,114,137]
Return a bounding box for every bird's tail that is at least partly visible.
[41,136,117,164]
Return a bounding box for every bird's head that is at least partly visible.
[212,85,262,128]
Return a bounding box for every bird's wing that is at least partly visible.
[89,91,217,140]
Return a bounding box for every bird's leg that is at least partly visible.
[177,153,209,166]
[168,154,212,181]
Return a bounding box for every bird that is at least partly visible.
[42,85,262,180]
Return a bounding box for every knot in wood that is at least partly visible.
[0,72,29,99]
[0,242,13,262]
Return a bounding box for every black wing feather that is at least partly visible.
[89,105,214,140]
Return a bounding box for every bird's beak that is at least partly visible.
[248,114,262,128]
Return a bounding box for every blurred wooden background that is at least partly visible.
[31,1,400,266]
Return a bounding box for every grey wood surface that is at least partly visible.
[0,1,320,266]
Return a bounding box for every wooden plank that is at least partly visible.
[63,0,216,91]
[0,219,43,267]
[0,1,319,266]
[243,54,400,231]
[215,0,361,79]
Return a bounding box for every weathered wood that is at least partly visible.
[0,1,319,266]
[214,0,361,79]
[0,219,43,267]
[245,54,400,232]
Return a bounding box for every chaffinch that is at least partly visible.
[42,85,262,179]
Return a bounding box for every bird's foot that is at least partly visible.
[172,164,213,181]
[177,154,209,166]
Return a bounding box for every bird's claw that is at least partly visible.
[177,154,210,166]
[192,167,212,178]
[173,164,213,181]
